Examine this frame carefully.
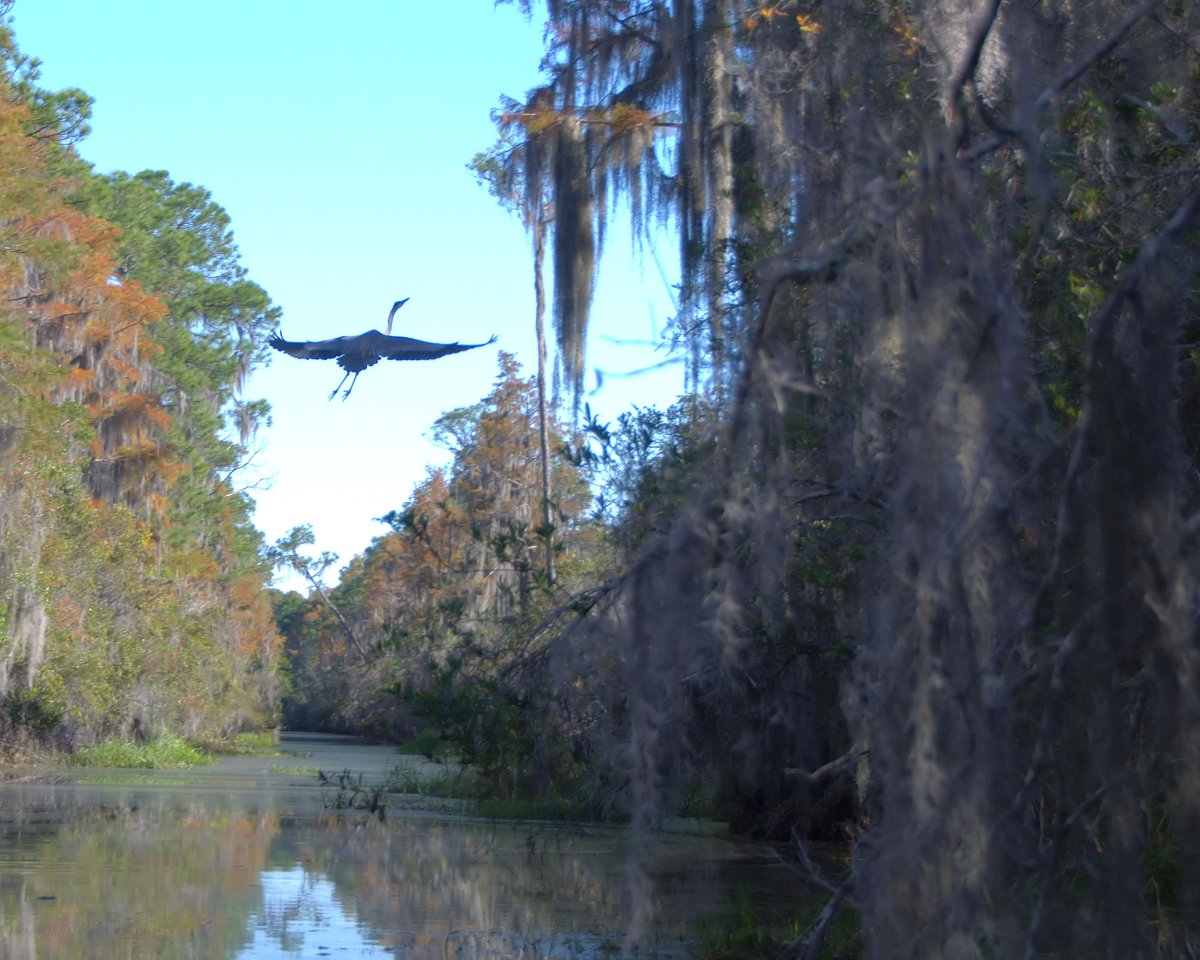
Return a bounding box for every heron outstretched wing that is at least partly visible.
[266,298,498,399]
[268,331,497,364]
[267,333,354,361]
[377,333,498,361]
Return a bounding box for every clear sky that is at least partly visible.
[12,1,685,591]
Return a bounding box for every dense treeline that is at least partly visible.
[277,352,598,795]
[0,12,281,747]
[282,1,1200,956]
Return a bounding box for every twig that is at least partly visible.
[959,0,1166,166]
[290,555,372,663]
[785,746,867,787]
[497,577,624,680]
[1035,0,1165,111]
[1022,783,1109,960]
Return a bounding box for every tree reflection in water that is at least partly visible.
[0,736,812,958]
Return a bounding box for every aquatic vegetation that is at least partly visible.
[267,763,317,776]
[199,730,281,756]
[318,767,389,820]
[388,761,614,821]
[383,761,460,795]
[398,727,450,761]
[69,735,212,769]
[319,762,615,824]
[693,891,861,960]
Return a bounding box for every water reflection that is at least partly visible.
[241,868,393,958]
[0,734,811,959]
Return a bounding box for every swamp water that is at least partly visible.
[0,732,815,959]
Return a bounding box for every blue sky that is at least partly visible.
[13,1,685,590]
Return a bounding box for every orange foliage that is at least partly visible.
[63,365,95,388]
[745,6,787,29]
[0,73,284,739]
[888,9,922,55]
[505,103,670,136]
[0,90,175,517]
[745,6,822,34]
[500,105,563,135]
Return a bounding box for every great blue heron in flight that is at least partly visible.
[268,299,497,399]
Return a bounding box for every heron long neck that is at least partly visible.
[385,298,409,335]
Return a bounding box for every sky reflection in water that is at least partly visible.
[240,868,394,959]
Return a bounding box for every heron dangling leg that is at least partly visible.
[328,370,353,401]
[340,371,361,400]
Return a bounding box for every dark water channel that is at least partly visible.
[0,732,815,959]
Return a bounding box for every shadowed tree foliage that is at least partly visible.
[483,1,1200,956]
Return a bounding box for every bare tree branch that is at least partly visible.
[1035,0,1166,111]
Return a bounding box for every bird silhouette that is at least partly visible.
[268,299,497,399]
